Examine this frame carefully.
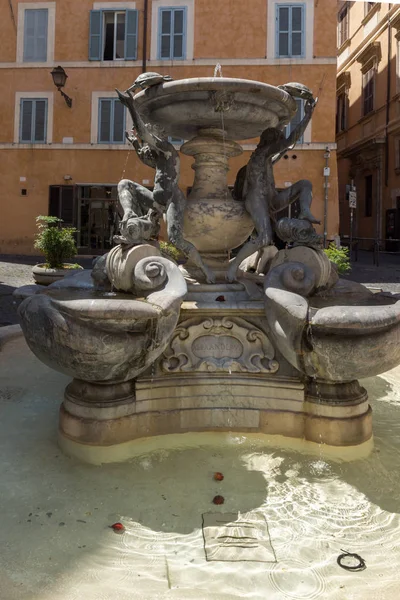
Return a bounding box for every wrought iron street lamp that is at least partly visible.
[50,66,73,108]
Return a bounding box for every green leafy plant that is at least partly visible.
[159,241,185,263]
[34,216,80,269]
[324,243,351,274]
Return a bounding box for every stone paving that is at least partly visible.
[1,251,400,327]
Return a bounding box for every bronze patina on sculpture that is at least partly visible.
[17,74,400,463]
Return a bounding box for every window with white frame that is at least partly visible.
[158,7,187,60]
[23,8,48,62]
[285,98,304,142]
[19,98,48,143]
[276,4,305,58]
[89,9,138,60]
[98,98,126,143]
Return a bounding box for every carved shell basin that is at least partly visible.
[134,78,297,141]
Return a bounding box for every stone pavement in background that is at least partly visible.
[1,251,400,327]
[0,255,93,327]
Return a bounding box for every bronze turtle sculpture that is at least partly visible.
[278,82,314,100]
[126,72,173,93]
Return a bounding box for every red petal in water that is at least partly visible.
[110,522,125,533]
[212,495,225,505]
[213,472,224,481]
[215,296,225,302]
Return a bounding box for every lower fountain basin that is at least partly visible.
[264,257,400,383]
[134,77,296,140]
[305,295,400,381]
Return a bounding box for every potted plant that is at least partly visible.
[32,216,83,285]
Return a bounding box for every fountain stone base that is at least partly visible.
[58,284,373,463]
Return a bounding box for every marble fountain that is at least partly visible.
[16,75,400,463]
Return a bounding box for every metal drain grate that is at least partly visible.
[0,387,24,402]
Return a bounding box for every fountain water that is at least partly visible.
[15,74,400,463]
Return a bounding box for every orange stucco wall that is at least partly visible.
[0,0,338,255]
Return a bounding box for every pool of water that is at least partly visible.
[1,334,400,599]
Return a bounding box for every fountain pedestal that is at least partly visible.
[181,128,253,280]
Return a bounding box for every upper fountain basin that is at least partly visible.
[134,77,297,141]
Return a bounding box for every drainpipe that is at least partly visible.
[385,15,391,187]
[142,0,148,73]
[323,147,330,248]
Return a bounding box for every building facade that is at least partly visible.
[0,0,338,256]
[337,1,400,251]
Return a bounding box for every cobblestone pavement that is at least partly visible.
[1,252,400,326]
[0,255,92,327]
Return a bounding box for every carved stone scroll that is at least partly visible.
[161,316,279,374]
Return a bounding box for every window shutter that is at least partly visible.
[277,6,289,58]
[99,99,111,142]
[292,98,304,142]
[159,8,172,59]
[34,100,47,142]
[35,9,48,62]
[125,10,138,60]
[89,10,102,61]
[172,8,186,59]
[20,100,33,142]
[113,101,125,143]
[291,6,304,57]
[23,9,48,62]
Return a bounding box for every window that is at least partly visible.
[364,2,375,17]
[276,4,305,58]
[363,68,374,116]
[338,5,349,48]
[336,93,347,133]
[98,98,125,143]
[19,98,47,143]
[168,136,184,145]
[49,186,74,224]
[89,9,138,60]
[23,8,48,62]
[158,7,187,60]
[365,174,373,217]
[285,98,304,143]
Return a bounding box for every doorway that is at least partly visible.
[76,185,120,253]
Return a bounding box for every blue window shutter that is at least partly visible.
[23,9,48,62]
[34,99,47,142]
[35,9,48,62]
[276,6,289,58]
[98,99,125,143]
[285,98,304,142]
[172,7,186,59]
[276,4,305,58]
[113,100,125,142]
[159,8,172,59]
[20,100,33,142]
[99,99,111,142]
[89,10,102,60]
[20,99,47,143]
[125,9,138,60]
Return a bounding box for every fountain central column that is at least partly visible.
[180,128,254,280]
